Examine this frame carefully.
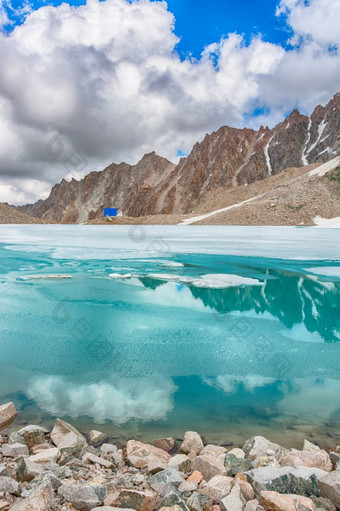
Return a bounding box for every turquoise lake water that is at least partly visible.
[0,225,339,448]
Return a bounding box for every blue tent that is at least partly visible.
[104,208,118,217]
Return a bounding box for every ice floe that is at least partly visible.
[144,273,262,288]
[20,274,72,280]
[109,273,133,279]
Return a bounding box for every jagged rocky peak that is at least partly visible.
[302,92,340,165]
[19,92,340,221]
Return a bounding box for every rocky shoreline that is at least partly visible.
[0,402,340,511]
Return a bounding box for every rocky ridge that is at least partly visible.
[0,203,43,224]
[18,93,340,223]
[1,401,340,511]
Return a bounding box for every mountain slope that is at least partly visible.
[0,203,43,224]
[19,93,340,222]
[179,156,340,226]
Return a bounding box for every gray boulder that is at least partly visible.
[16,458,44,482]
[8,432,25,445]
[224,454,252,476]
[10,480,56,511]
[220,484,245,511]
[18,425,48,450]
[0,476,20,496]
[243,436,284,461]
[126,439,171,469]
[114,489,160,511]
[58,484,106,511]
[88,429,109,448]
[93,508,136,511]
[198,475,233,501]
[2,443,29,458]
[168,454,192,474]
[187,491,213,511]
[148,468,184,497]
[245,466,328,498]
[200,445,227,458]
[192,454,226,481]
[319,470,340,509]
[159,492,190,511]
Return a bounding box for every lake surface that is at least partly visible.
[0,225,339,448]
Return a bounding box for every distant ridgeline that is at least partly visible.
[18,93,340,223]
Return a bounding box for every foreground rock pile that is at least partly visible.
[0,402,340,511]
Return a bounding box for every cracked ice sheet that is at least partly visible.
[1,225,340,261]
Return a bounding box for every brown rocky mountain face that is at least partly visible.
[19,93,340,222]
[20,152,175,223]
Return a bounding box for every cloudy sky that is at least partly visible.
[0,0,340,205]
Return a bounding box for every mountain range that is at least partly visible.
[13,92,340,224]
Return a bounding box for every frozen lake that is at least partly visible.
[0,225,339,447]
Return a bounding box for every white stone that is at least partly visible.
[29,447,59,464]
[2,443,29,458]
[0,403,17,433]
[181,431,204,454]
[51,418,87,450]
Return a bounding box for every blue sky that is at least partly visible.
[165,0,290,57]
